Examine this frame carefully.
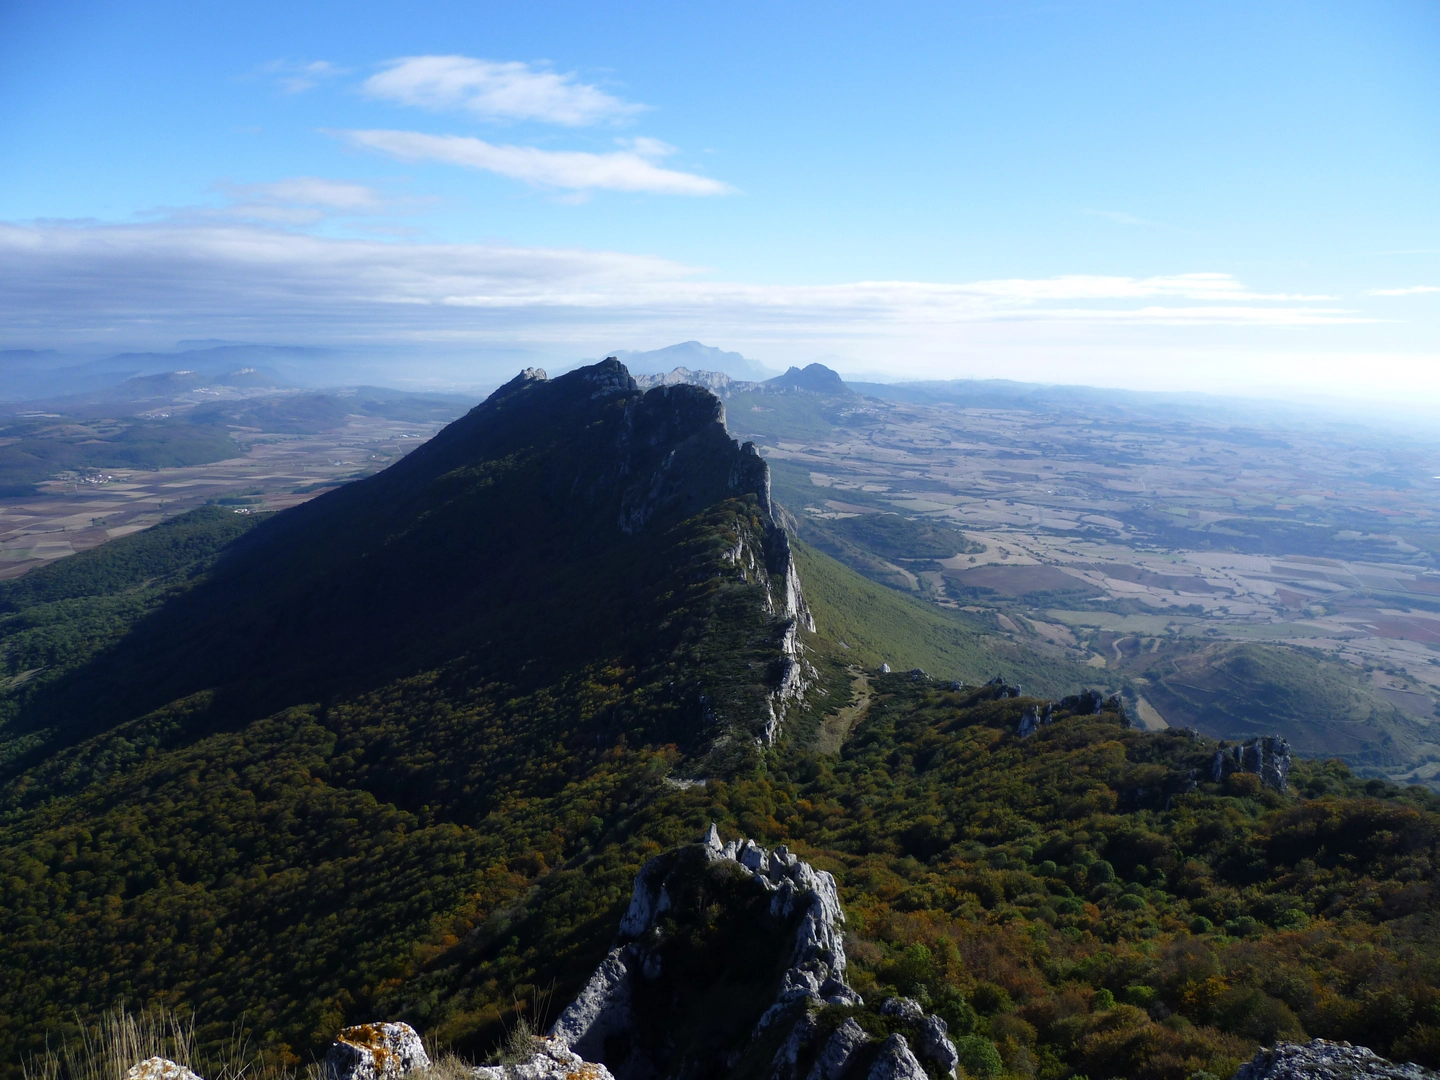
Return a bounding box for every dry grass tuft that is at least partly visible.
[22,1007,274,1080]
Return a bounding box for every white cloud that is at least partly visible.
[946,273,1332,303]
[223,177,385,211]
[8,221,1426,403]
[363,56,642,125]
[1366,285,1440,296]
[177,178,428,227]
[619,136,677,160]
[0,222,1366,346]
[260,59,346,94]
[341,129,734,196]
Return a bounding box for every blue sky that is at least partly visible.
[2,0,1438,399]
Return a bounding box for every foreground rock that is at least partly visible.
[474,1038,616,1080]
[1234,1039,1440,1080]
[124,1060,204,1080]
[323,1022,431,1080]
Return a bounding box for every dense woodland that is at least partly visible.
[0,369,1437,1080]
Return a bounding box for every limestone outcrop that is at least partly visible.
[864,1035,927,1080]
[1212,735,1293,793]
[1232,1039,1439,1080]
[879,999,957,1078]
[551,825,856,1077]
[551,826,961,1080]
[322,1022,431,1080]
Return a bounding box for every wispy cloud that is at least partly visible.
[1366,285,1440,296]
[260,59,347,94]
[340,129,733,196]
[0,222,1366,353]
[953,273,1331,303]
[168,178,428,227]
[363,56,643,125]
[618,136,677,160]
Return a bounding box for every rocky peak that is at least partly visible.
[549,827,958,1080]
[582,358,639,398]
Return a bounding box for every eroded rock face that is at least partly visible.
[322,1022,430,1080]
[1232,1039,1439,1080]
[864,1035,926,1080]
[125,1059,204,1080]
[716,499,815,745]
[802,1020,870,1080]
[549,948,633,1061]
[473,1038,617,1080]
[879,1000,957,1078]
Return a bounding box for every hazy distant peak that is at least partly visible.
[765,362,851,395]
[604,341,776,382]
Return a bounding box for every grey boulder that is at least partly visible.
[323,1022,430,1080]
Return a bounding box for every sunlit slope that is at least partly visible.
[794,539,1090,696]
[1133,641,1440,775]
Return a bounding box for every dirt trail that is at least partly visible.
[817,668,872,755]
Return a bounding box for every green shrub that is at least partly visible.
[1092,989,1116,1010]
[954,1036,1003,1079]
[971,983,1014,1016]
[1274,908,1310,931]
[934,987,979,1037]
[895,943,935,997]
[1189,916,1215,934]
[1124,985,1158,1007]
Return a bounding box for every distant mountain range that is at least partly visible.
[0,344,342,402]
[633,361,854,399]
[601,341,779,382]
